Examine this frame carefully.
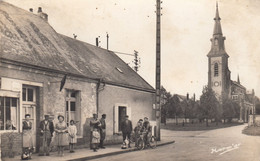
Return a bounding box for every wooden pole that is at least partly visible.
[155,0,162,141]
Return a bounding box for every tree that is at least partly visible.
[188,99,200,124]
[172,95,184,125]
[160,86,172,123]
[255,104,260,115]
[222,98,240,123]
[199,86,221,126]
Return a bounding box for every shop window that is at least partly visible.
[0,97,18,131]
[65,90,81,135]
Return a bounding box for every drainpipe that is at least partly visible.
[96,79,105,116]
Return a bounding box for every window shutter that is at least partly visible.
[114,105,119,133]
[76,91,81,135]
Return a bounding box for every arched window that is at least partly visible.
[214,39,218,45]
[214,63,219,77]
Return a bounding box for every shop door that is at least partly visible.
[22,86,37,149]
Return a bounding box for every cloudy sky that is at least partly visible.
[4,0,260,98]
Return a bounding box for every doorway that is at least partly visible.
[118,106,126,132]
[22,86,37,149]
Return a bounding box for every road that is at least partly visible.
[90,124,260,161]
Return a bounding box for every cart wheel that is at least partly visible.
[137,138,144,150]
[150,136,157,148]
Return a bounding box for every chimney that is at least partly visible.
[73,34,77,39]
[96,37,99,47]
[186,93,189,100]
[38,7,42,13]
[37,7,48,22]
[29,8,33,12]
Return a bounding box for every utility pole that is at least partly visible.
[155,0,162,141]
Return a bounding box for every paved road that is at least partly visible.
[90,124,260,161]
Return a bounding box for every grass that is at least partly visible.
[161,122,243,131]
[242,126,260,136]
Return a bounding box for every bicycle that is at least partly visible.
[136,132,157,150]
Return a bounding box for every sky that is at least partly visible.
[3,0,260,98]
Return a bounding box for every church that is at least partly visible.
[207,3,255,122]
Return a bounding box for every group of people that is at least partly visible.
[21,113,151,160]
[89,114,107,152]
[121,115,152,148]
[21,114,78,159]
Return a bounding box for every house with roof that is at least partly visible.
[0,2,155,156]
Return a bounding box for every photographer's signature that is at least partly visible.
[211,143,241,155]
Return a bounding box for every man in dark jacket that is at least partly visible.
[142,117,152,147]
[39,114,54,156]
[120,115,132,148]
[99,114,106,148]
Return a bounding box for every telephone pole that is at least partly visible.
[155,0,162,141]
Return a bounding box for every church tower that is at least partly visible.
[207,3,231,100]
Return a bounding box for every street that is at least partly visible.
[91,124,260,161]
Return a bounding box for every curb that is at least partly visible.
[69,140,175,161]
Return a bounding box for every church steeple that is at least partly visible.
[207,2,228,57]
[207,2,231,99]
[213,2,222,35]
[237,74,240,84]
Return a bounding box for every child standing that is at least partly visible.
[92,128,100,152]
[68,120,77,153]
[134,121,143,147]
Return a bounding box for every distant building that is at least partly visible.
[207,3,255,122]
[0,2,155,156]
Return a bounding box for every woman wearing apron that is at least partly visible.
[21,114,34,160]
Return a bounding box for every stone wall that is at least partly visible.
[1,132,22,157]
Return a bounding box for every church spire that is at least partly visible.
[213,2,222,35]
[237,74,240,84]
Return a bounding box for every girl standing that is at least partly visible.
[92,128,100,152]
[68,120,77,153]
[55,115,68,156]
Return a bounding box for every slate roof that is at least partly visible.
[0,2,154,92]
[173,94,187,102]
[231,81,246,90]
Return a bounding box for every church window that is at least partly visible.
[214,63,219,77]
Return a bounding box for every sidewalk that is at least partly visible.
[2,133,174,161]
